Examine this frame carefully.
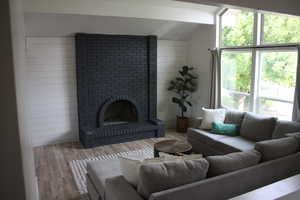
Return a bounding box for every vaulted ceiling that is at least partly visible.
[24,0,218,40]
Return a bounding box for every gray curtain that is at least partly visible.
[292,45,300,121]
[209,48,221,109]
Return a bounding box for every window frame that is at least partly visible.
[218,9,299,120]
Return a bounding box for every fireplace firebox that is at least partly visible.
[103,100,138,126]
[76,34,164,148]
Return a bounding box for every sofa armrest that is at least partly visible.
[105,176,144,200]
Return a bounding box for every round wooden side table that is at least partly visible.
[154,139,192,157]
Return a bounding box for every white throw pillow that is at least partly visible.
[200,107,226,130]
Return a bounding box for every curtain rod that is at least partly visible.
[208,44,300,51]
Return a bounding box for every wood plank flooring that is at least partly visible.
[34,130,186,200]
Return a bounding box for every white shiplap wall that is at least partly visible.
[26,37,187,146]
[157,40,187,128]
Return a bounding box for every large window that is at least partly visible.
[219,9,299,120]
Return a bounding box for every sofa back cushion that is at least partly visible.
[149,153,300,200]
[206,150,261,177]
[255,137,299,161]
[286,132,300,141]
[224,109,245,125]
[240,113,277,142]
[137,158,209,199]
[272,120,300,139]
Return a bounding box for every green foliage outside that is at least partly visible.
[222,11,298,94]
[264,14,300,44]
[222,11,254,47]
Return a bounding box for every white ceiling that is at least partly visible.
[25,13,213,41]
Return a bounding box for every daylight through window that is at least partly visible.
[219,9,299,120]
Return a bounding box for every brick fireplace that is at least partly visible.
[75,34,164,148]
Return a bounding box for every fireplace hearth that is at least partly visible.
[76,34,164,148]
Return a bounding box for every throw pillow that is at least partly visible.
[240,112,277,142]
[206,150,261,177]
[200,107,226,130]
[119,155,167,187]
[137,158,209,199]
[255,137,299,161]
[272,120,300,139]
[211,121,238,136]
[119,153,203,187]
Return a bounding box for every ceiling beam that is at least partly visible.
[24,0,218,24]
[177,0,300,16]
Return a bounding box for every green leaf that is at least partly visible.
[172,97,181,104]
[176,77,184,82]
[188,73,197,79]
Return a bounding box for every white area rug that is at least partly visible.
[69,148,153,199]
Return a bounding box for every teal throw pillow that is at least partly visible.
[211,121,238,136]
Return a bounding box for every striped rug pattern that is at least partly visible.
[69,148,154,199]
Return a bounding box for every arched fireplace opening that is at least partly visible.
[103,100,138,126]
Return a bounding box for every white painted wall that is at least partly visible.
[9,0,39,199]
[24,0,218,24]
[26,37,187,146]
[26,38,78,146]
[179,0,300,16]
[4,0,38,199]
[187,25,216,117]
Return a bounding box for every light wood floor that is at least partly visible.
[34,130,186,200]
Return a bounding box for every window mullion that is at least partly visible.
[255,12,263,46]
[251,12,263,113]
[252,51,261,113]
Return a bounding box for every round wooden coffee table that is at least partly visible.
[154,139,192,157]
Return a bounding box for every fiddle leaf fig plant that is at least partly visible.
[168,66,198,118]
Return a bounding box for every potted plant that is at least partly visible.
[168,66,198,133]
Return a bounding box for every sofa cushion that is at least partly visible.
[137,158,209,199]
[119,155,168,188]
[286,132,300,140]
[200,108,226,130]
[188,128,230,143]
[119,153,203,188]
[206,150,261,177]
[240,113,277,142]
[218,136,255,151]
[255,137,299,161]
[87,159,122,198]
[188,128,245,154]
[272,120,300,139]
[224,109,245,126]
